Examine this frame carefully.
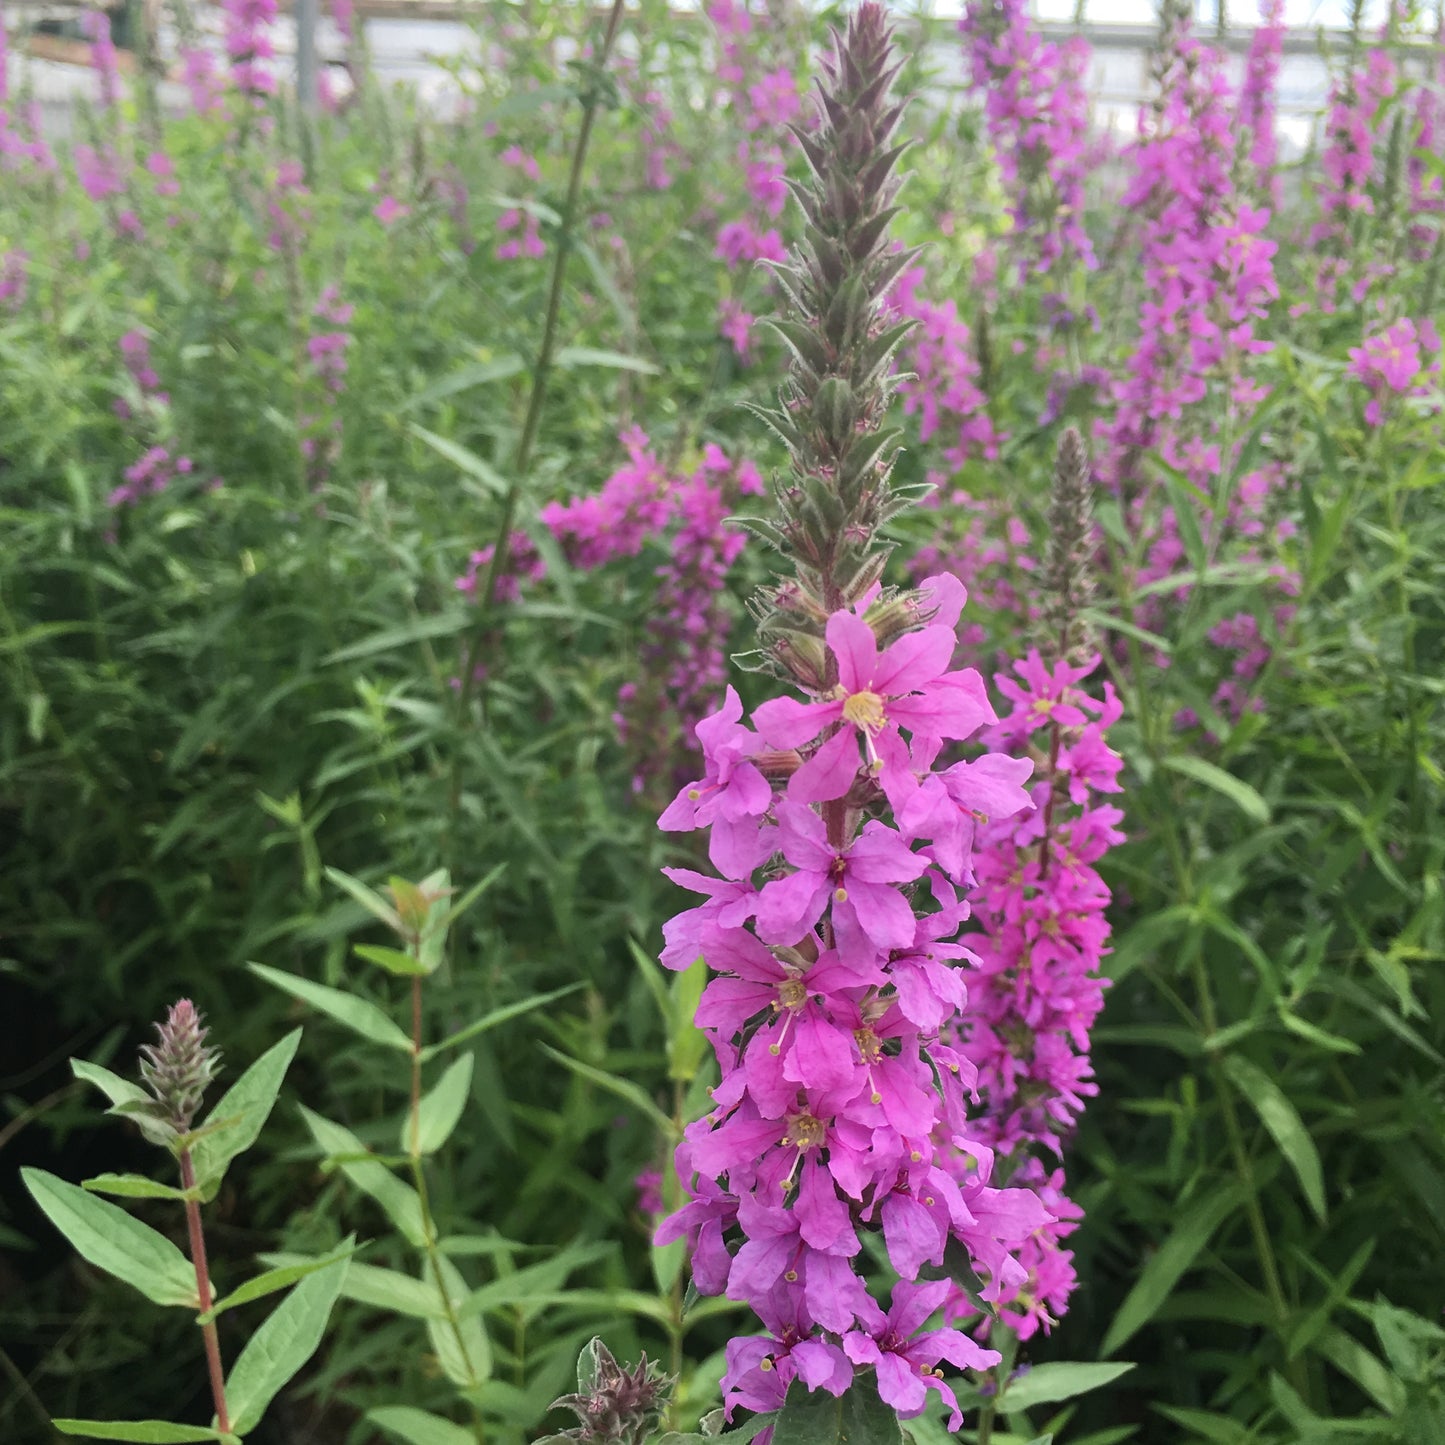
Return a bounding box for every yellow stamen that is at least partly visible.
[841,690,887,732]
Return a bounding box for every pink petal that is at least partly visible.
[789,729,862,804]
[870,625,955,697]
[826,611,879,691]
[754,695,840,748]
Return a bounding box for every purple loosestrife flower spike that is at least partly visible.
[138,999,222,1134]
[659,3,1054,1427]
[1038,427,1095,667]
[744,1,920,634]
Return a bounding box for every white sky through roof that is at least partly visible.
[1031,0,1394,23]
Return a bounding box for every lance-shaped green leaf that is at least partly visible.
[250,964,411,1052]
[418,984,585,1062]
[200,1237,358,1323]
[1162,755,1271,823]
[1100,1182,1246,1356]
[22,1169,196,1309]
[189,1029,303,1200]
[260,1253,442,1318]
[1222,1055,1327,1222]
[538,1044,676,1141]
[70,1060,176,1149]
[299,1107,426,1248]
[996,1361,1135,1412]
[225,1250,351,1434]
[53,1422,236,1443]
[324,865,404,931]
[368,1406,477,1445]
[82,1174,196,1202]
[402,1053,474,1156]
[771,1379,902,1445]
[426,1252,491,1388]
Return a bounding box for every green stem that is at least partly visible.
[406,972,485,1439]
[178,1151,231,1436]
[445,0,629,884]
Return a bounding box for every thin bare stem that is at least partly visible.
[178,1151,231,1436]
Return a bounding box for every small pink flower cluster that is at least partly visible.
[266,160,311,254]
[959,0,1097,276]
[887,265,1000,469]
[706,0,799,359]
[1348,317,1442,427]
[947,651,1123,1341]
[496,146,545,260]
[0,20,56,175]
[222,0,279,99]
[542,433,762,787]
[656,577,1062,1427]
[1238,0,1286,204]
[301,285,355,487]
[0,249,27,309]
[82,10,122,112]
[455,532,547,606]
[108,330,202,511]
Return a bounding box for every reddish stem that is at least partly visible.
[178,1150,231,1435]
[1036,720,1063,883]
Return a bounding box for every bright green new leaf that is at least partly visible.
[201,1238,357,1322]
[997,1361,1135,1412]
[355,943,430,976]
[418,984,585,1061]
[1161,755,1270,823]
[299,1107,426,1247]
[22,1169,196,1309]
[426,1252,492,1388]
[403,1053,474,1156]
[53,1422,234,1443]
[81,1174,194,1202]
[324,866,404,930]
[1100,1182,1245,1356]
[668,958,708,1083]
[249,964,411,1052]
[70,1060,176,1149]
[189,1029,303,1199]
[225,1250,350,1434]
[1222,1055,1327,1221]
[368,1406,477,1445]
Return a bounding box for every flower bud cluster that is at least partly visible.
[139,999,223,1135]
[657,7,1055,1428]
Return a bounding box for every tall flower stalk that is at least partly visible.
[656,5,1049,1428]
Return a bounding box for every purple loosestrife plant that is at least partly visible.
[23,1006,345,1439]
[946,432,1124,1349]
[656,6,1050,1432]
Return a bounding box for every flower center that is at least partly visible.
[777,977,808,1010]
[853,1026,883,1062]
[841,689,887,732]
[783,1112,826,1151]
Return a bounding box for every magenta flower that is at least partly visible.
[755,803,925,967]
[659,687,772,875]
[755,611,994,805]
[373,195,408,226]
[843,1280,999,1428]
